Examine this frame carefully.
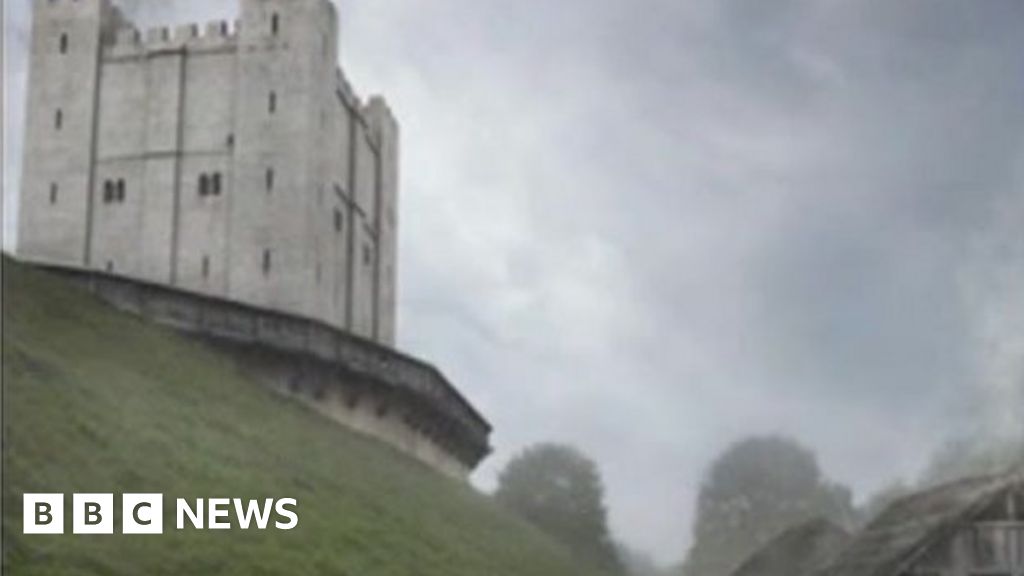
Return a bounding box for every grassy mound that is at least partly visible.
[1,256,590,576]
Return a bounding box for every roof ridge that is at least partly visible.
[817,471,1020,576]
[871,473,1016,576]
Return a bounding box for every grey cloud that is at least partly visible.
[4,0,1023,565]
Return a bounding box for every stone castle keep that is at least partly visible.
[19,0,396,344]
[17,0,491,477]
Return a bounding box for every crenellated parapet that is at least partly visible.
[105,19,238,58]
[204,20,234,39]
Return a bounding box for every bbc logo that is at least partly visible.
[24,493,163,535]
[24,493,299,534]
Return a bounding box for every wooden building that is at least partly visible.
[818,472,1024,576]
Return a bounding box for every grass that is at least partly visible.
[1,256,593,576]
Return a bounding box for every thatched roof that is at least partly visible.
[730,518,851,576]
[816,471,1023,576]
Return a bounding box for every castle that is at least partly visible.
[17,0,491,477]
[19,0,397,345]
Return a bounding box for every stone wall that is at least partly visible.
[42,264,492,478]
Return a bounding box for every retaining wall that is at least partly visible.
[38,263,492,477]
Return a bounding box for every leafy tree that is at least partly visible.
[495,443,622,573]
[682,436,854,576]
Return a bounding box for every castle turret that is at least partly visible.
[18,0,113,267]
[228,0,339,320]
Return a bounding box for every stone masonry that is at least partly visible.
[18,0,399,345]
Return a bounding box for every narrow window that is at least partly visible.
[117,179,126,202]
[49,183,58,204]
[103,180,114,203]
[212,173,222,196]
[265,168,274,192]
[271,13,280,36]
[333,209,343,232]
[226,133,234,147]
[55,109,63,130]
[198,174,209,197]
[202,255,210,279]
[59,33,68,54]
[268,91,277,114]
[262,249,272,276]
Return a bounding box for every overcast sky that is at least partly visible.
[4,0,1024,565]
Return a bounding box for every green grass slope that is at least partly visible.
[1,257,590,576]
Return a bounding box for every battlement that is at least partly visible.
[205,20,233,38]
[144,20,237,47]
[105,18,238,58]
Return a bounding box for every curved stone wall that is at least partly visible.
[35,263,492,477]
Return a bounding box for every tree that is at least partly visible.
[682,436,854,576]
[495,443,622,573]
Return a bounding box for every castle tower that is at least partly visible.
[228,0,337,318]
[18,0,114,267]
[17,0,398,346]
